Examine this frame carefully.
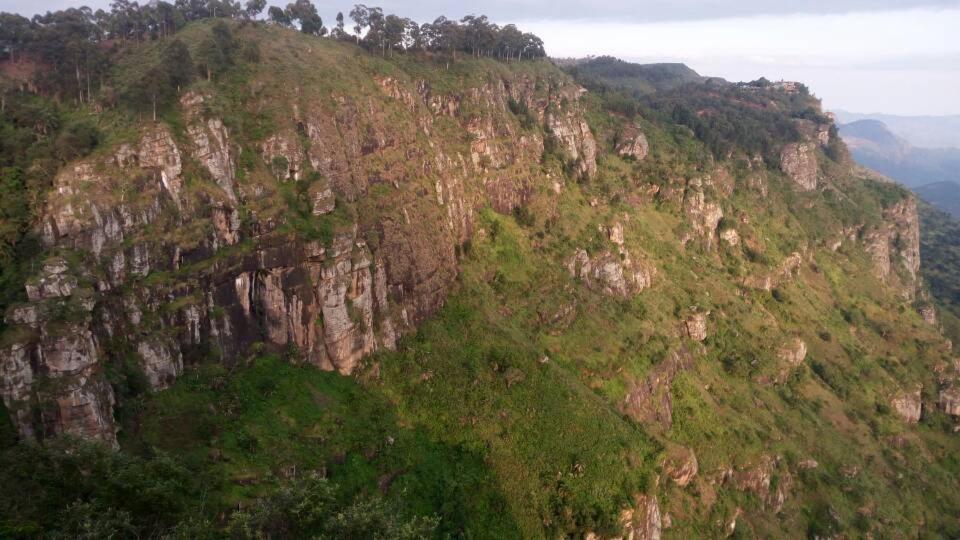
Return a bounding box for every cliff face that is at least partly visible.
[0,60,597,445]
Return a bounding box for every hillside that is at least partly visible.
[566,56,706,95]
[1,18,960,540]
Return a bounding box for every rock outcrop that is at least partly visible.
[681,312,709,342]
[0,68,599,445]
[779,142,818,191]
[891,387,923,424]
[616,126,649,160]
[621,494,662,540]
[939,387,960,416]
[862,198,921,299]
[778,338,807,368]
[665,446,699,487]
[622,345,696,431]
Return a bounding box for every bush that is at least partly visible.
[54,120,100,162]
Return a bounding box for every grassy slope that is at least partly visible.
[3,21,960,539]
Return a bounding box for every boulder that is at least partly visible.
[891,388,922,424]
[682,312,708,342]
[778,338,807,368]
[616,129,649,160]
[665,446,699,487]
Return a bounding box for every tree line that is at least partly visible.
[0,1,546,104]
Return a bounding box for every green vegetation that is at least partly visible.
[1,12,959,540]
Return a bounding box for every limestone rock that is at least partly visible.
[682,312,708,342]
[616,128,649,160]
[778,338,807,368]
[779,142,817,191]
[25,258,77,301]
[568,248,654,297]
[939,387,960,416]
[621,494,661,540]
[720,228,740,246]
[862,197,920,299]
[919,305,937,325]
[137,339,184,390]
[891,388,922,424]
[665,446,699,487]
[622,346,695,431]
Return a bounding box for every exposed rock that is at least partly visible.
[261,130,306,181]
[919,304,937,326]
[137,124,184,208]
[622,346,696,431]
[181,92,237,203]
[25,258,77,301]
[798,459,819,469]
[137,338,184,390]
[734,456,773,495]
[621,494,661,540]
[742,252,804,292]
[891,387,922,424]
[3,70,600,444]
[939,387,960,416]
[862,197,920,299]
[567,248,654,297]
[616,128,649,160]
[683,179,723,250]
[720,228,740,246]
[779,142,818,191]
[682,312,708,342]
[546,94,597,179]
[665,446,699,487]
[778,338,807,368]
[725,507,743,537]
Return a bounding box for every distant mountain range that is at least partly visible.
[839,118,960,218]
[834,110,960,149]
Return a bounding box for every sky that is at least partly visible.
[6,0,960,115]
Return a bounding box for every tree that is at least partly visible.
[268,5,291,27]
[362,7,385,54]
[331,12,347,39]
[0,13,33,62]
[195,21,235,80]
[383,14,406,55]
[163,38,194,91]
[349,4,368,44]
[285,0,324,36]
[244,0,266,20]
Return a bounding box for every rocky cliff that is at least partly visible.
[1,52,598,445]
[1,22,956,540]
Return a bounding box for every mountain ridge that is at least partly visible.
[1,16,959,539]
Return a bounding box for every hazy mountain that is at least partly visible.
[839,119,960,189]
[914,181,960,218]
[834,110,960,149]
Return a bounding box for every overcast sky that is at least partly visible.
[7,0,960,115]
